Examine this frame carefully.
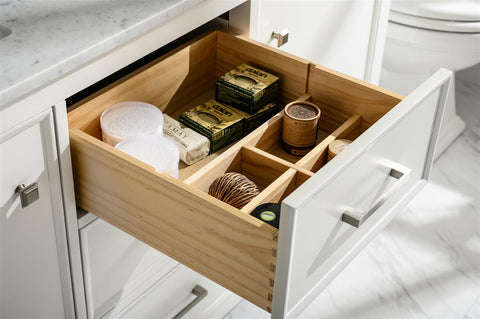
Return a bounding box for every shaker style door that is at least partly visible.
[0,108,74,318]
[272,69,452,318]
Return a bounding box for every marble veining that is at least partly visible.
[0,0,206,107]
[225,77,480,318]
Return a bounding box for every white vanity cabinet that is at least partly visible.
[0,105,75,318]
[237,0,391,84]
[0,1,452,318]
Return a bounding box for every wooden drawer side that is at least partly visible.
[69,128,278,311]
[68,32,218,138]
[308,64,403,133]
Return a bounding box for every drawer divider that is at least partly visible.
[296,113,362,171]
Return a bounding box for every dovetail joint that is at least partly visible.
[268,293,273,302]
[272,248,277,257]
[270,263,276,272]
[269,278,275,287]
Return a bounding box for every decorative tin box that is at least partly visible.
[179,100,244,153]
[234,102,278,134]
[216,64,279,115]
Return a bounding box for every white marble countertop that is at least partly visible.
[0,0,205,107]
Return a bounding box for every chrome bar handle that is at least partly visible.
[172,284,208,319]
[342,163,412,228]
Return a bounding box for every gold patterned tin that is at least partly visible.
[233,102,278,134]
[216,64,280,115]
[179,100,245,153]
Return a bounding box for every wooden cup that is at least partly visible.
[327,139,352,161]
[282,101,321,157]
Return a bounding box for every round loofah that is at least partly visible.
[208,172,260,209]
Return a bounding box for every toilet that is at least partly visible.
[380,0,480,158]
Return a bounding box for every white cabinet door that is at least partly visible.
[80,217,178,319]
[246,0,390,83]
[0,109,74,318]
[272,69,452,318]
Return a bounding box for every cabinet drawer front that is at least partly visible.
[272,69,452,318]
[80,217,177,319]
[115,265,240,319]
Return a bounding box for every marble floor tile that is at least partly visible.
[464,297,480,319]
[225,76,479,319]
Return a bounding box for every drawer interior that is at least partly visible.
[68,31,402,312]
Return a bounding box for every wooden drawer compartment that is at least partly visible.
[68,31,450,316]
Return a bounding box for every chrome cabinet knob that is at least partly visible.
[15,183,39,208]
[272,28,289,47]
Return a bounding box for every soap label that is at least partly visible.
[163,114,210,165]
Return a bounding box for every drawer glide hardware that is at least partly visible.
[342,163,411,228]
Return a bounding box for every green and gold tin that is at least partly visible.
[234,102,278,134]
[179,100,245,153]
[216,64,280,115]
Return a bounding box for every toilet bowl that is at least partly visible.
[380,0,480,158]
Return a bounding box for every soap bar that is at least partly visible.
[163,114,210,165]
[216,64,280,115]
[233,102,278,134]
[179,100,244,153]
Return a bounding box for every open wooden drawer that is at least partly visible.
[68,31,452,318]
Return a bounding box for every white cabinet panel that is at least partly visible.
[248,0,389,82]
[0,109,73,318]
[80,217,178,319]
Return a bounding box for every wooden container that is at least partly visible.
[282,101,321,157]
[327,139,352,161]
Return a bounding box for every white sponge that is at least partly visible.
[101,101,164,146]
[115,134,179,178]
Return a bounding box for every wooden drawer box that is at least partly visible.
[68,31,451,318]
